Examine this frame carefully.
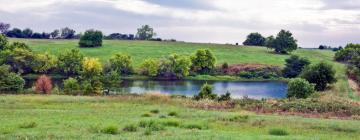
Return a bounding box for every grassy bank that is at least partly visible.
[1,94,360,140]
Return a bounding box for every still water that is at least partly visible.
[118,80,287,99]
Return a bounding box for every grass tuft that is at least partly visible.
[139,120,165,131]
[168,111,178,117]
[101,125,119,135]
[19,121,37,128]
[268,128,289,136]
[141,113,151,117]
[150,109,160,114]
[123,124,138,132]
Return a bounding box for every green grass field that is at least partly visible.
[1,95,360,140]
[10,39,355,99]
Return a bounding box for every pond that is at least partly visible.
[25,78,288,99]
[117,80,287,99]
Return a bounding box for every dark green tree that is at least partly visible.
[301,62,336,91]
[282,55,310,78]
[136,25,156,40]
[79,29,103,47]
[58,49,84,76]
[191,49,216,74]
[243,32,266,46]
[266,30,298,53]
[287,78,315,99]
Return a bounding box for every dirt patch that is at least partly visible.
[348,78,360,96]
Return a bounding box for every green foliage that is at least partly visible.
[161,119,180,127]
[81,57,103,95]
[19,121,37,129]
[136,25,156,40]
[238,70,279,79]
[31,52,57,73]
[139,58,159,77]
[0,34,8,50]
[168,111,178,117]
[194,83,217,100]
[218,91,231,101]
[0,42,35,74]
[301,62,336,91]
[158,54,191,79]
[243,32,266,46]
[122,124,138,132]
[63,78,80,95]
[287,78,315,99]
[182,123,204,130]
[220,115,249,122]
[141,113,151,117]
[101,70,121,89]
[334,44,360,62]
[101,125,119,135]
[282,55,310,78]
[79,29,103,48]
[268,128,289,136]
[191,49,216,74]
[266,30,298,53]
[0,65,25,92]
[150,109,160,114]
[109,53,133,75]
[138,120,165,131]
[58,49,84,76]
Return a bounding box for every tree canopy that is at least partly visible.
[266,30,298,53]
[243,32,266,46]
[136,25,156,40]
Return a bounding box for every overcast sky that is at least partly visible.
[1,0,360,47]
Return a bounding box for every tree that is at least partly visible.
[0,22,10,34]
[301,62,336,91]
[101,70,121,90]
[136,25,156,40]
[334,44,360,62]
[158,54,191,79]
[58,49,84,76]
[243,32,266,46]
[266,30,298,53]
[79,29,103,47]
[191,49,216,74]
[109,53,133,75]
[22,28,33,38]
[140,58,159,77]
[31,52,57,73]
[0,43,35,74]
[60,27,76,39]
[6,28,24,38]
[81,57,103,95]
[194,83,217,100]
[63,77,80,95]
[282,55,310,78]
[287,78,315,99]
[0,65,25,92]
[34,75,53,94]
[50,29,59,39]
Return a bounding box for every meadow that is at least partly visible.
[1,94,360,140]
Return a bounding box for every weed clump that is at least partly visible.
[161,119,180,127]
[123,124,138,132]
[268,128,289,136]
[139,120,165,131]
[220,115,249,122]
[141,113,151,117]
[150,109,160,114]
[182,123,203,130]
[19,121,37,128]
[168,111,178,117]
[101,125,119,135]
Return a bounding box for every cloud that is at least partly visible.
[0,0,360,47]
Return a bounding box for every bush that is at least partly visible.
[0,65,25,92]
[139,58,159,77]
[287,78,315,99]
[81,58,103,95]
[101,125,119,135]
[282,55,310,78]
[138,120,165,131]
[0,43,35,74]
[123,124,138,132]
[243,32,266,46]
[109,53,133,75]
[168,111,178,117]
[161,119,180,127]
[194,83,217,100]
[19,121,37,129]
[79,29,103,47]
[190,49,216,74]
[101,70,121,90]
[334,44,360,62]
[182,123,203,130]
[141,113,151,117]
[301,62,336,91]
[150,109,160,114]
[58,49,84,76]
[0,34,8,50]
[63,78,80,95]
[158,54,191,79]
[218,91,231,101]
[34,75,53,94]
[31,52,57,73]
[268,128,289,136]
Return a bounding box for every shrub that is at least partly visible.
[190,49,216,74]
[168,111,178,117]
[282,55,310,78]
[101,70,121,90]
[158,54,191,79]
[161,119,180,127]
[150,109,160,114]
[334,44,360,62]
[101,125,119,135]
[243,32,266,46]
[0,34,8,50]
[79,29,103,47]
[287,78,315,98]
[34,75,53,94]
[182,123,203,130]
[301,62,336,91]
[141,113,151,117]
[139,58,159,77]
[268,128,289,136]
[220,115,249,122]
[122,124,138,132]
[63,78,80,95]
[1,43,35,74]
[109,53,133,75]
[218,91,231,101]
[138,120,165,131]
[58,49,84,76]
[194,83,217,100]
[19,121,37,128]
[31,52,57,73]
[81,57,103,95]
[0,65,25,92]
